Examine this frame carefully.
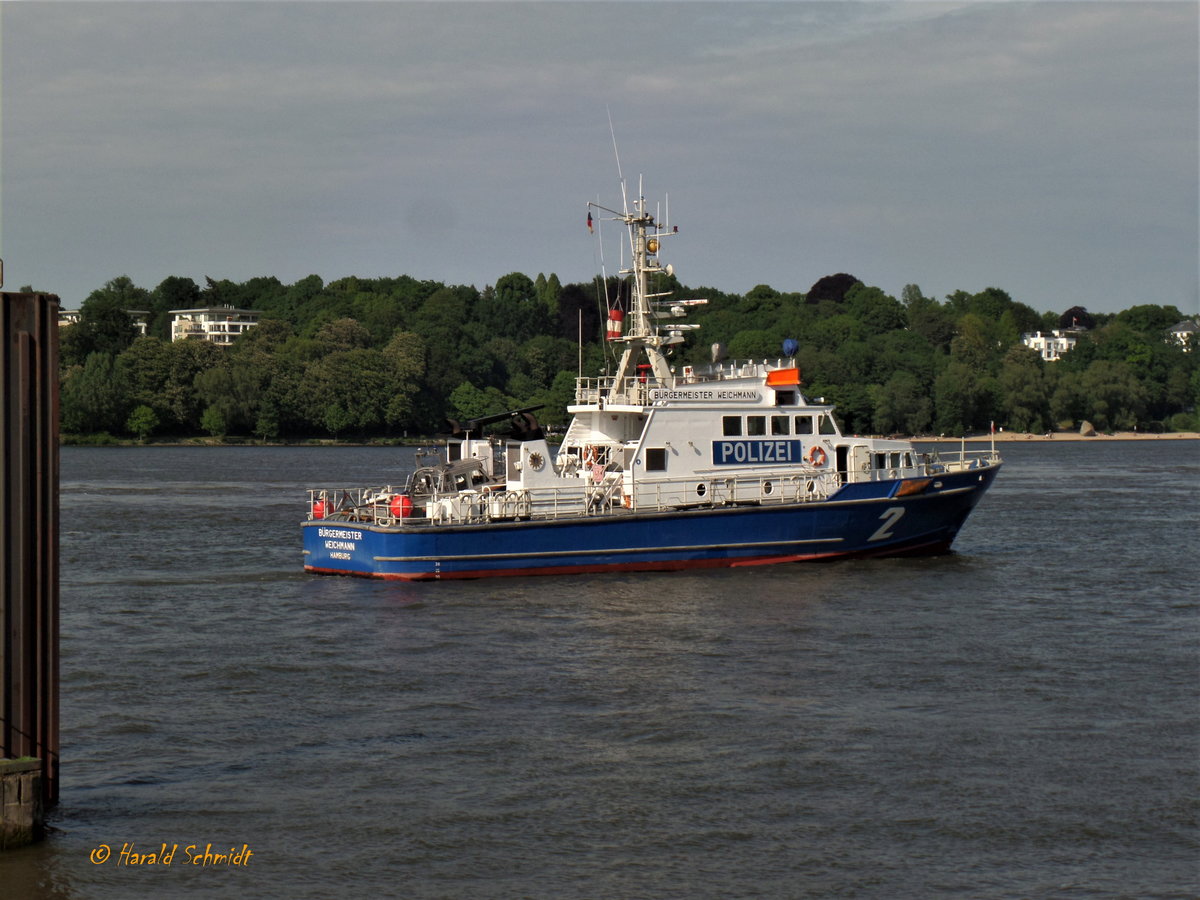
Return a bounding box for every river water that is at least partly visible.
[2,441,1197,898]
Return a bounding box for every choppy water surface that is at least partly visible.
[3,441,1197,898]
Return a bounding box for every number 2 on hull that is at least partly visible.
[869,506,906,542]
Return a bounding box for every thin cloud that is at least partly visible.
[1,2,1194,315]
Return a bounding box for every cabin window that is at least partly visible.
[747,416,766,436]
[770,415,790,436]
[447,443,462,462]
[889,452,901,469]
[874,452,886,470]
[645,448,667,471]
[775,390,796,406]
[818,414,838,435]
[903,452,914,468]
[795,415,814,435]
[722,416,742,436]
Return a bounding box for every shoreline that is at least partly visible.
[915,431,1200,443]
[61,430,1200,448]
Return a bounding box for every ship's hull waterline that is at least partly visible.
[303,466,998,580]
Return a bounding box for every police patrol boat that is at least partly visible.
[302,182,1001,580]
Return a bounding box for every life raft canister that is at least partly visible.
[606,307,625,341]
[389,494,413,519]
[313,499,327,519]
[808,446,828,467]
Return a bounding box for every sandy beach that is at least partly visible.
[917,431,1200,443]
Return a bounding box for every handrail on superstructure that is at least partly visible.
[574,358,805,405]
[574,375,654,406]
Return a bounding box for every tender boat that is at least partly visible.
[302,182,1001,580]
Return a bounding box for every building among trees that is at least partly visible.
[1166,319,1197,352]
[58,308,148,335]
[169,306,262,345]
[1020,329,1082,361]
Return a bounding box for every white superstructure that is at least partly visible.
[414,186,952,525]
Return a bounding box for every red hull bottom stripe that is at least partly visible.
[303,537,953,582]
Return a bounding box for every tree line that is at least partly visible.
[50,269,1199,442]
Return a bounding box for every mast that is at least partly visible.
[589,187,698,392]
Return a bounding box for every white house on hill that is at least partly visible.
[170,306,261,346]
[1167,320,1197,352]
[58,308,148,335]
[1021,329,1080,361]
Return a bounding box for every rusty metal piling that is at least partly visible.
[1,291,60,847]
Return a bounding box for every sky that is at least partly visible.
[1,1,1196,317]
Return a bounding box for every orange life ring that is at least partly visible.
[808,446,828,467]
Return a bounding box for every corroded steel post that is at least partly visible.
[1,292,60,815]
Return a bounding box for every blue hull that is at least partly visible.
[302,466,999,581]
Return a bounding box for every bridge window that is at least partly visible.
[770,415,790,435]
[722,416,742,436]
[747,416,766,436]
[795,415,814,434]
[774,390,796,406]
[645,448,667,471]
[818,414,838,435]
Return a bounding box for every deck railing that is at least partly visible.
[922,448,1002,473]
[306,450,1000,526]
[573,359,801,405]
[573,376,650,406]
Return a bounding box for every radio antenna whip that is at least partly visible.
[607,105,628,216]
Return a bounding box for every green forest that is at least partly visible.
[49,269,1199,442]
